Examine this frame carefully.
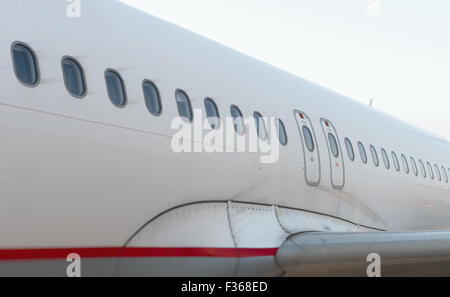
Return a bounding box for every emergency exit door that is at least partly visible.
[294,110,320,186]
[320,118,345,189]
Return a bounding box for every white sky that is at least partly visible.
[120,0,450,139]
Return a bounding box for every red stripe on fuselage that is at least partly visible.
[0,247,278,261]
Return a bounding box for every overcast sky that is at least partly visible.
[120,0,450,139]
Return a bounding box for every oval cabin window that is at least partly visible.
[381,148,390,169]
[328,133,339,157]
[302,126,315,152]
[442,167,448,183]
[418,160,426,178]
[392,152,400,172]
[370,145,379,167]
[434,164,441,181]
[105,69,127,108]
[253,111,267,140]
[143,80,162,116]
[230,105,245,135]
[62,57,87,98]
[358,142,367,164]
[411,157,418,176]
[344,138,355,161]
[175,89,193,122]
[427,162,434,180]
[401,154,409,173]
[277,119,288,146]
[11,42,40,87]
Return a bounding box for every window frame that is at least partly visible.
[276,119,288,146]
[426,162,434,180]
[344,138,355,161]
[434,164,441,181]
[328,133,339,158]
[204,97,220,129]
[61,56,87,99]
[442,166,449,183]
[381,148,390,169]
[358,142,368,164]
[418,159,426,178]
[104,68,127,108]
[175,89,194,123]
[401,154,409,174]
[142,79,162,116]
[370,145,379,167]
[392,151,400,172]
[302,125,315,152]
[253,111,268,140]
[230,105,245,135]
[411,157,418,176]
[11,41,40,88]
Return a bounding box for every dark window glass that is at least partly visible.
[328,133,339,157]
[392,152,400,172]
[62,57,86,98]
[277,119,288,146]
[345,138,355,161]
[434,164,441,181]
[381,148,390,169]
[105,69,127,108]
[418,160,426,178]
[204,98,220,129]
[370,145,379,167]
[253,112,267,140]
[11,42,39,86]
[175,89,193,122]
[358,142,367,164]
[143,80,162,116]
[302,126,314,152]
[230,105,245,135]
[411,157,418,176]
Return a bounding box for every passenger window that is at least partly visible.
[302,126,315,152]
[62,56,86,98]
[392,152,400,172]
[328,133,339,157]
[370,145,379,167]
[276,119,288,146]
[204,98,220,129]
[427,162,434,180]
[11,42,40,87]
[434,164,441,181]
[418,160,426,178]
[358,142,367,164]
[253,112,267,140]
[175,89,193,122]
[442,167,449,183]
[230,105,245,135]
[142,80,162,116]
[344,138,355,161]
[381,148,390,169]
[410,157,418,176]
[401,154,409,173]
[105,69,127,108]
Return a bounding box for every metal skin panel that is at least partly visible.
[126,202,235,248]
[274,207,373,234]
[277,231,450,276]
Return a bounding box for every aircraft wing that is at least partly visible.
[277,231,450,276]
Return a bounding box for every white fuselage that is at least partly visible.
[1,0,450,254]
